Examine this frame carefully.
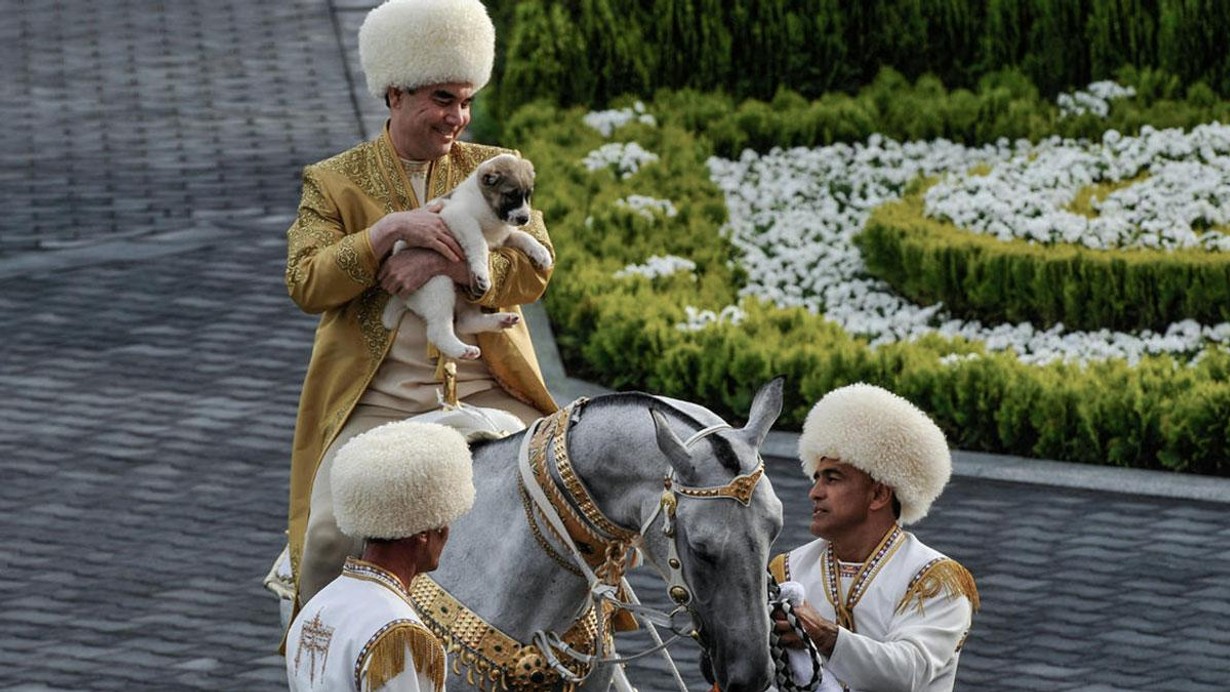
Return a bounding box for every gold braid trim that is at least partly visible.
[408,575,607,691]
[361,621,446,692]
[895,558,981,615]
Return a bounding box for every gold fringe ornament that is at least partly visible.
[896,558,981,615]
[362,621,447,692]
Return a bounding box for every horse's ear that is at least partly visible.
[651,408,697,479]
[742,377,784,449]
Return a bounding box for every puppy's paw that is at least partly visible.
[495,313,520,329]
[459,345,482,360]
[471,272,491,294]
[526,247,553,270]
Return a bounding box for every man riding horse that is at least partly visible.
[283,0,557,618]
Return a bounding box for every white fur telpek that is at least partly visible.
[797,383,951,525]
[358,0,495,98]
[331,420,475,539]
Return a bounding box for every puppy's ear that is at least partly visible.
[481,172,502,187]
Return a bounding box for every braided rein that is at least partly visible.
[767,581,822,692]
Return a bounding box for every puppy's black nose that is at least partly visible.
[511,213,530,226]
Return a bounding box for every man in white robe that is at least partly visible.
[769,383,980,692]
[287,421,475,691]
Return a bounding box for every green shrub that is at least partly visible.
[491,0,1230,127]
[1088,0,1158,81]
[1158,359,1230,475]
[637,68,1230,158]
[1158,0,1230,95]
[857,196,1230,332]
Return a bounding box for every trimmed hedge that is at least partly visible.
[646,69,1230,158]
[857,195,1230,332]
[506,96,1229,476]
[491,0,1230,121]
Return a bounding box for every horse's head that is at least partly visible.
[640,378,785,692]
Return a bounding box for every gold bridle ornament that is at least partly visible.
[673,464,764,506]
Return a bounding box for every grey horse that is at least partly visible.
[421,378,786,692]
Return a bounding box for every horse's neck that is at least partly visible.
[429,433,595,639]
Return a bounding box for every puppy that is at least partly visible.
[381,153,552,360]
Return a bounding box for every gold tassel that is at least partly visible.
[442,360,458,408]
[896,559,981,615]
[363,623,446,692]
[430,344,445,380]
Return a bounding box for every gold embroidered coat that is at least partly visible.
[284,128,559,583]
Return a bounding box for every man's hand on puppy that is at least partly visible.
[379,248,471,297]
[772,600,839,657]
[369,203,462,261]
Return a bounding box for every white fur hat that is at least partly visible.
[332,421,475,540]
[798,383,951,525]
[358,0,496,99]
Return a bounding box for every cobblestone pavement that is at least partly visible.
[2,1,1228,690]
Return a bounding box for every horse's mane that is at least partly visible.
[581,392,743,474]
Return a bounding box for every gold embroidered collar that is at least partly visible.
[344,557,410,599]
[821,525,905,631]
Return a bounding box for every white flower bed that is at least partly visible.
[677,305,747,332]
[701,132,1230,365]
[615,254,696,280]
[1057,80,1137,118]
[582,101,657,137]
[615,194,678,221]
[581,142,660,179]
[574,95,1230,365]
[925,124,1230,251]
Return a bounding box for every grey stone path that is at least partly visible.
[1,1,1228,690]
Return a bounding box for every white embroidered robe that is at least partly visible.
[772,530,978,692]
[287,558,445,692]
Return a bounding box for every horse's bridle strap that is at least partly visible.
[526,403,638,585]
[534,403,637,543]
[644,421,767,610]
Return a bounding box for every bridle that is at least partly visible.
[516,398,767,688]
[637,422,765,610]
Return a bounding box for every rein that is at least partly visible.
[767,580,822,692]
